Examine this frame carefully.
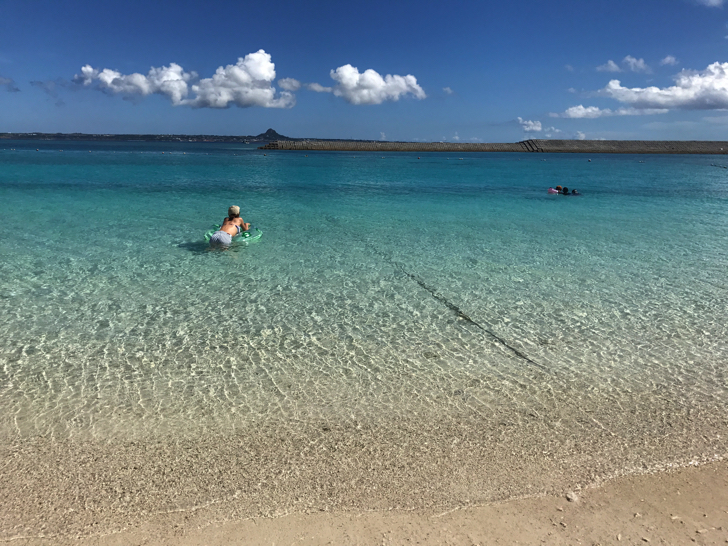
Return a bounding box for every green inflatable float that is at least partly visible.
[204,225,263,243]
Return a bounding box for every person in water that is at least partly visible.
[561,186,569,194]
[208,205,250,246]
[571,189,580,195]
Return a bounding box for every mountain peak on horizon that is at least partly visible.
[256,128,291,140]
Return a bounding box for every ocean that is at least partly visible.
[1,140,727,533]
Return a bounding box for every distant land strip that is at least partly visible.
[260,139,728,154]
[0,128,289,144]
[3,131,727,154]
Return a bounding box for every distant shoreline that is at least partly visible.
[3,133,728,154]
[261,139,728,154]
[0,133,270,144]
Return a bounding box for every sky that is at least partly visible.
[2,0,728,141]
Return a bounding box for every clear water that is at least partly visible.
[1,141,727,476]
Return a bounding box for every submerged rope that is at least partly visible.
[324,215,547,370]
[391,260,548,371]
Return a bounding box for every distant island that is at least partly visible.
[2,129,727,154]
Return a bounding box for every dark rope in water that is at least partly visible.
[324,215,547,371]
[390,260,548,371]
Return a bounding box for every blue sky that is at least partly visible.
[2,0,728,141]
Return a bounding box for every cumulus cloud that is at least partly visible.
[443,86,454,94]
[599,62,728,109]
[0,75,19,92]
[75,50,295,109]
[597,60,621,72]
[327,64,426,105]
[278,78,301,91]
[660,55,679,66]
[186,51,294,108]
[75,62,194,104]
[517,117,542,132]
[695,0,724,6]
[552,105,669,118]
[306,82,333,93]
[380,132,387,140]
[623,55,651,73]
[576,131,586,140]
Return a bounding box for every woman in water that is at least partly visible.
[208,205,250,247]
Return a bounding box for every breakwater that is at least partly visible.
[260,139,728,154]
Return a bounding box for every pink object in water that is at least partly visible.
[547,188,559,194]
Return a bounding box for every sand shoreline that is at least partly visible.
[2,410,726,544]
[4,459,726,545]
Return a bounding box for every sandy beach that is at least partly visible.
[2,408,726,545]
[2,458,725,545]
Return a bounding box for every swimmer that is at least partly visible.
[561,186,569,194]
[208,205,250,247]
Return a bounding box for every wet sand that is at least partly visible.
[2,409,726,544]
[4,456,726,545]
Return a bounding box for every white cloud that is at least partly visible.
[305,82,333,93]
[76,63,195,105]
[553,105,669,118]
[695,0,724,6]
[517,117,542,131]
[380,132,386,140]
[75,50,295,109]
[556,105,605,118]
[278,78,301,91]
[599,62,728,109]
[565,64,574,72]
[660,55,678,66]
[576,131,586,140]
[186,50,294,108]
[443,86,454,94]
[623,55,650,73]
[329,64,426,105]
[597,60,622,72]
[452,132,460,141]
[597,57,651,73]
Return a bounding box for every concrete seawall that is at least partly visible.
[260,139,728,154]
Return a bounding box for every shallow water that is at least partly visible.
[1,142,727,531]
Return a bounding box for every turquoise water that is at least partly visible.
[1,141,727,464]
